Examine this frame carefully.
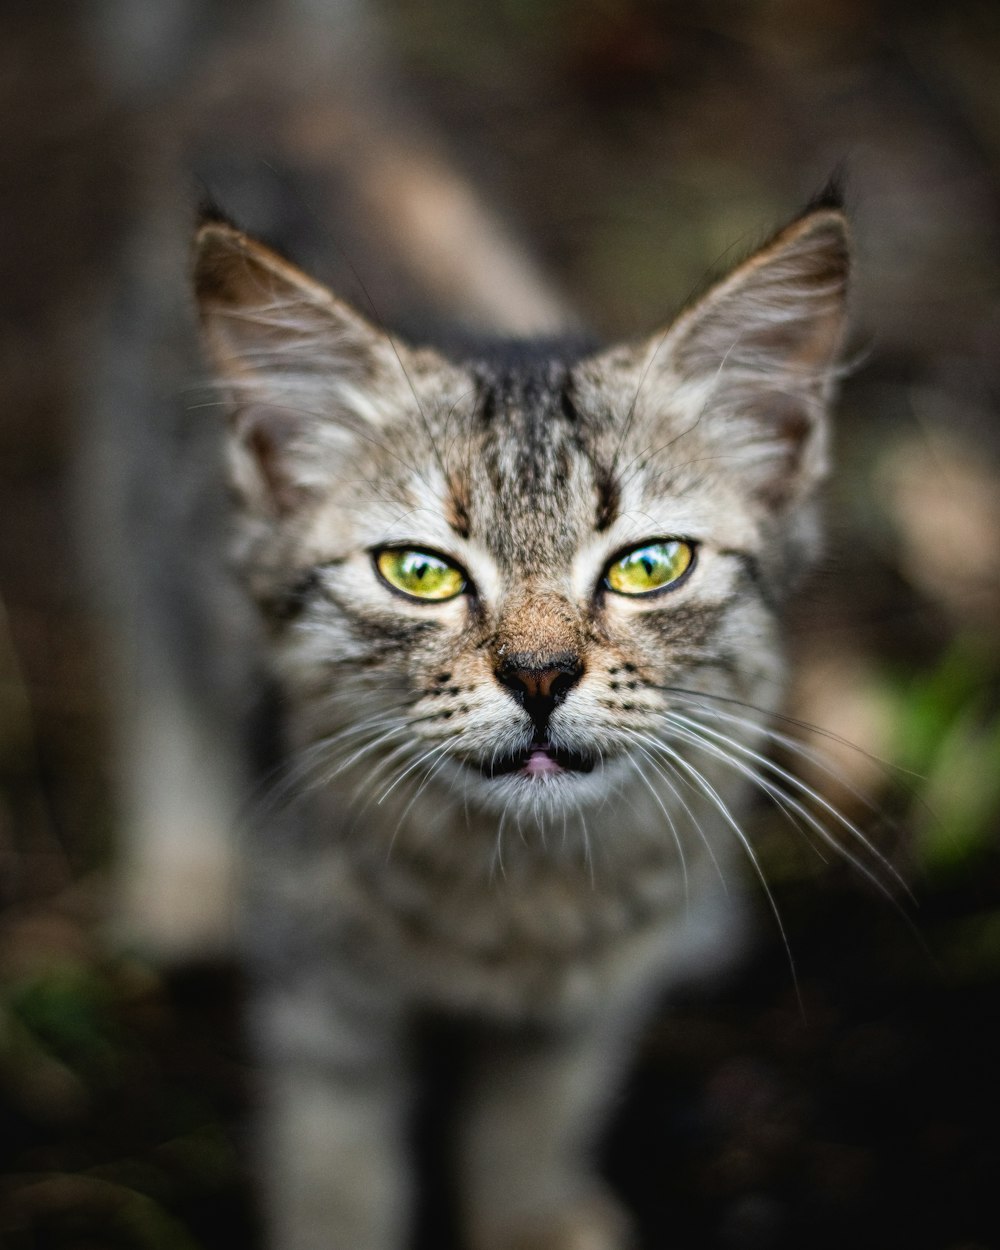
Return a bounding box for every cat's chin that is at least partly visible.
[477,741,599,780]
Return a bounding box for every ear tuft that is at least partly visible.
[195,196,240,233]
[804,167,848,215]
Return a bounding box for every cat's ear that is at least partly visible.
[591,207,849,510]
[193,219,414,515]
[669,207,849,506]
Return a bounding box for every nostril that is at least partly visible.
[495,655,584,722]
[546,668,580,703]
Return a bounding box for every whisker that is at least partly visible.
[662,724,854,876]
[350,738,422,803]
[622,747,689,896]
[244,715,409,824]
[659,721,923,949]
[386,747,460,861]
[376,739,455,806]
[647,734,800,1005]
[492,792,520,880]
[658,684,916,779]
[626,731,728,891]
[663,710,911,900]
[670,698,884,815]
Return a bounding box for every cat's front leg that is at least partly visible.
[251,984,412,1250]
[458,1012,641,1250]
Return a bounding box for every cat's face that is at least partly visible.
[194,208,848,823]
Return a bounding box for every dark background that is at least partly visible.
[2,2,999,1248]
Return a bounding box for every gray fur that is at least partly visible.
[194,207,850,1250]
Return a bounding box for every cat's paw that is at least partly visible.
[473,1190,635,1250]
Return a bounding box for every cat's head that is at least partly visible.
[193,205,848,823]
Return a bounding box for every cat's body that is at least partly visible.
[193,200,849,1250]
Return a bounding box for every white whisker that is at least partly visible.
[376,739,455,806]
[648,733,799,1001]
[666,693,887,813]
[622,748,690,898]
[626,731,728,892]
[663,710,910,900]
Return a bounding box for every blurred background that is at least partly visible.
[2,1,999,1247]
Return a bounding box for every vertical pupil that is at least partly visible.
[641,555,655,578]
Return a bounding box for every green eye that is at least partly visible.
[605,540,694,597]
[375,548,466,601]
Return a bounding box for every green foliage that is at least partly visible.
[886,640,1000,874]
[6,962,120,1079]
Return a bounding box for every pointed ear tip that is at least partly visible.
[781,207,851,278]
[191,219,300,309]
[193,216,246,261]
[192,216,340,313]
[193,196,243,245]
[792,204,850,239]
[192,228,241,305]
[197,194,237,225]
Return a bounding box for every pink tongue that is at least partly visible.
[524,747,562,776]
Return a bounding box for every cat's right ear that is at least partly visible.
[193,220,411,515]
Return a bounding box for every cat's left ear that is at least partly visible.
[584,206,850,510]
[193,218,423,515]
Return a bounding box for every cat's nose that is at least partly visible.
[496,653,584,734]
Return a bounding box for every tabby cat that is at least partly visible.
[193,197,849,1250]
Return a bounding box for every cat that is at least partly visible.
[192,192,849,1250]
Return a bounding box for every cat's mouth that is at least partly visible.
[479,741,598,779]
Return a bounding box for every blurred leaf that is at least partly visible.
[882,640,1000,872]
[915,707,1000,871]
[3,961,123,1090]
[0,994,91,1119]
